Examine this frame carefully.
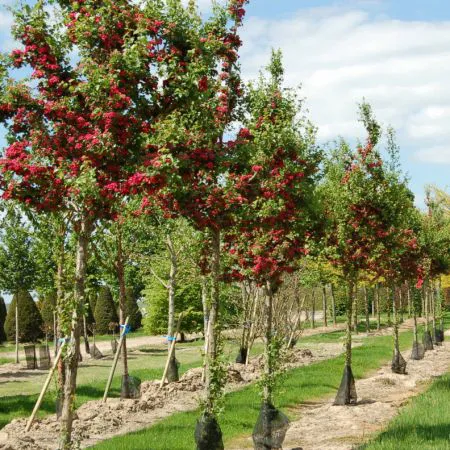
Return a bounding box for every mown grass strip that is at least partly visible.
[92,326,420,450]
[361,372,450,450]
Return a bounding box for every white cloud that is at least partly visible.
[414,146,450,164]
[239,6,450,164]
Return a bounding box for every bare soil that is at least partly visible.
[0,342,345,450]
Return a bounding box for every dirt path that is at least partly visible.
[281,333,450,450]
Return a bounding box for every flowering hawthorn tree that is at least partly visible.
[371,130,423,371]
[0,0,235,446]
[321,103,406,405]
[133,1,250,447]
[225,51,320,447]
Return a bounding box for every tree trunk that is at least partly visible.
[59,218,91,449]
[116,225,130,397]
[345,280,354,367]
[263,282,274,404]
[371,290,375,318]
[330,283,337,327]
[376,284,381,331]
[166,233,179,382]
[407,281,412,319]
[56,236,65,417]
[386,286,392,326]
[334,277,357,406]
[83,315,90,354]
[353,285,358,334]
[431,280,437,341]
[205,228,221,414]
[15,302,19,364]
[201,275,209,345]
[363,285,370,334]
[322,285,328,328]
[195,228,224,450]
[392,286,400,356]
[311,289,315,329]
[237,282,251,364]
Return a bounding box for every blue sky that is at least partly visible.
[1,0,450,207]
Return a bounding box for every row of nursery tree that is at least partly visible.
[0,1,449,449]
[0,286,142,344]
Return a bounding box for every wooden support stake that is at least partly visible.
[160,313,184,389]
[25,340,66,432]
[102,317,129,403]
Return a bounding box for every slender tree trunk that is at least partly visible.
[166,234,179,382]
[407,281,412,319]
[311,289,315,329]
[237,282,251,363]
[205,228,221,415]
[345,280,354,367]
[330,283,337,327]
[15,303,19,364]
[353,285,358,334]
[83,315,90,354]
[59,218,91,449]
[322,285,328,328]
[386,286,392,326]
[56,236,65,416]
[363,285,370,333]
[371,287,375,318]
[53,311,58,358]
[116,225,130,396]
[399,286,404,323]
[376,284,381,331]
[431,280,437,341]
[201,275,209,343]
[245,288,259,366]
[263,282,274,404]
[392,286,400,356]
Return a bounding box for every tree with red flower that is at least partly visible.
[225,51,321,447]
[0,0,241,446]
[320,103,407,405]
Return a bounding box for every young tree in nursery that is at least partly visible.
[142,217,202,382]
[320,103,399,405]
[134,2,250,446]
[5,290,43,342]
[94,286,119,335]
[226,51,320,449]
[0,207,37,296]
[39,291,57,339]
[418,190,450,346]
[0,0,232,444]
[92,205,150,396]
[374,129,423,373]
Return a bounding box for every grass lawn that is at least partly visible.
[91,322,426,450]
[361,373,450,450]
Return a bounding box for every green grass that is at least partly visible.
[0,357,13,365]
[92,327,417,450]
[361,373,450,450]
